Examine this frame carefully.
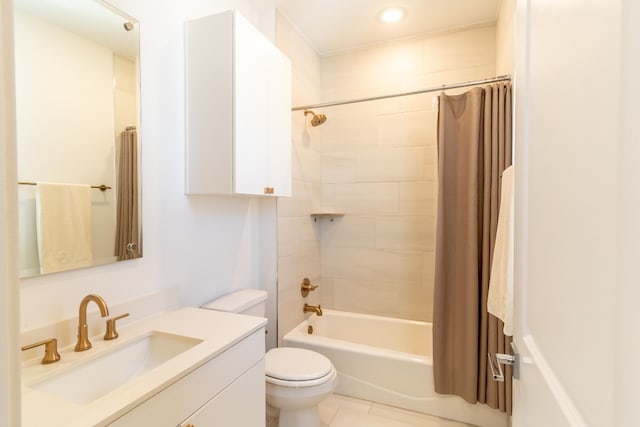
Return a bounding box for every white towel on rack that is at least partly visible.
[487,165,515,336]
[36,183,93,274]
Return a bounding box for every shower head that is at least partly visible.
[304,110,327,127]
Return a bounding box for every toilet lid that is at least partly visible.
[265,347,333,381]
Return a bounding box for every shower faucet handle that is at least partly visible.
[300,277,319,297]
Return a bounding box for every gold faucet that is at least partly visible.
[74,294,109,352]
[303,303,323,316]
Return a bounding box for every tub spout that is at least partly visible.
[303,303,323,316]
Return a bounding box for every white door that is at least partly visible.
[510,0,626,425]
[0,1,21,426]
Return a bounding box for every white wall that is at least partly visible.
[495,0,514,76]
[317,26,496,321]
[617,1,640,423]
[17,0,279,343]
[0,0,21,424]
[114,54,138,137]
[275,11,323,345]
[14,11,115,185]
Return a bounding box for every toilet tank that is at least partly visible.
[201,289,267,317]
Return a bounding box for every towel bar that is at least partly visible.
[18,182,111,191]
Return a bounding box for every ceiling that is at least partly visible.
[14,0,139,59]
[274,0,502,55]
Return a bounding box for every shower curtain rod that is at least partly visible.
[291,74,511,111]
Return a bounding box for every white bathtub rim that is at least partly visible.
[284,331,431,365]
[307,309,430,327]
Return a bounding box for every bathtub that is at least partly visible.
[283,310,507,427]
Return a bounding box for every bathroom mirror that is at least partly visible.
[14,0,142,277]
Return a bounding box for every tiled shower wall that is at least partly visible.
[318,25,497,322]
[276,12,323,345]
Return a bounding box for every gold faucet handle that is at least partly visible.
[21,338,61,364]
[104,313,130,341]
[300,277,319,297]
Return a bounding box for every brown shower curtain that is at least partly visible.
[432,82,513,413]
[115,127,140,260]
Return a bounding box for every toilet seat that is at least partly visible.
[265,347,335,387]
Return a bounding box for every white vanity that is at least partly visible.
[21,308,267,426]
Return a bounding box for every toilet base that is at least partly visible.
[265,348,337,427]
[278,406,321,427]
[266,403,279,427]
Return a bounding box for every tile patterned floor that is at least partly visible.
[318,393,476,427]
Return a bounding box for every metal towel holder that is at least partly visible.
[488,342,519,382]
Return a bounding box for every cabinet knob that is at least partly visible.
[263,187,275,195]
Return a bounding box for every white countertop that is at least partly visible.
[21,307,267,427]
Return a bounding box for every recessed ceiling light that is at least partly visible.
[379,7,406,23]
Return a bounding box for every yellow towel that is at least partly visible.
[36,183,93,274]
[487,165,514,336]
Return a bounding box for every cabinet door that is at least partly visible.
[266,45,291,197]
[179,360,265,427]
[234,12,269,196]
[185,11,234,195]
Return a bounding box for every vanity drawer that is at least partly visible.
[108,328,264,426]
[178,360,265,426]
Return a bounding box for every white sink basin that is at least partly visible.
[30,331,202,404]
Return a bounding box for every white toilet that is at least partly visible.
[201,290,337,427]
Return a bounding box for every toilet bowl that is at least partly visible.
[265,347,337,427]
[201,290,337,427]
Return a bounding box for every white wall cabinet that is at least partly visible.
[185,10,291,197]
[108,329,265,426]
